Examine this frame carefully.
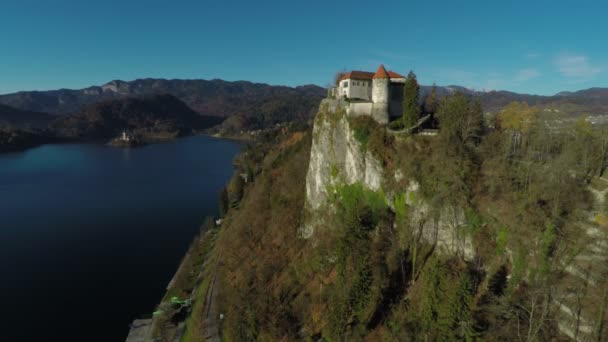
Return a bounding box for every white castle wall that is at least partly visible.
[372,78,389,103]
[347,102,373,117]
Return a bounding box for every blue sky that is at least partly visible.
[1,0,607,95]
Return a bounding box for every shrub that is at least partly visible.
[332,182,387,223]
[350,116,374,149]
[496,226,509,256]
[367,125,394,164]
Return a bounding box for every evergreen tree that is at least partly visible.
[453,274,477,342]
[424,83,439,115]
[402,71,421,128]
[418,257,445,338]
[219,186,229,217]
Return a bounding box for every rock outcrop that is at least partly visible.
[305,102,383,212]
[302,99,474,259]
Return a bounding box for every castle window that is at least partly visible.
[343,81,348,88]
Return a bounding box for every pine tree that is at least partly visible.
[424,83,439,115]
[402,71,421,128]
[454,274,477,342]
[219,186,229,217]
[418,257,445,338]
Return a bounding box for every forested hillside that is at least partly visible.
[166,91,608,341]
[0,103,53,129]
[49,94,221,140]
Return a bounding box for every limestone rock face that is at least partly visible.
[305,104,383,212]
[404,183,475,260]
[302,100,474,259]
[302,103,384,238]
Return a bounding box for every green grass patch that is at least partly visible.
[330,163,339,179]
[496,226,509,256]
[329,182,387,223]
[394,192,408,221]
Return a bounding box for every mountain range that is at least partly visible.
[2,79,608,146]
[3,79,608,122]
[0,79,326,117]
[421,85,608,116]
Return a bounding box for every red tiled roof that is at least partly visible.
[388,71,405,78]
[339,65,404,81]
[373,64,390,79]
[339,71,374,81]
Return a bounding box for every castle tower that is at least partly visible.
[371,64,390,124]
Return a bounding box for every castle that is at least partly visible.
[329,64,406,124]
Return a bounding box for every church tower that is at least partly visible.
[371,64,390,124]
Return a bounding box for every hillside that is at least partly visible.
[49,94,222,140]
[0,79,326,117]
[148,94,608,341]
[0,104,54,129]
[209,92,322,137]
[0,128,56,153]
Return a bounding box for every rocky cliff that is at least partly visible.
[302,99,474,259]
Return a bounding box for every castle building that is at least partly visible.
[330,64,406,124]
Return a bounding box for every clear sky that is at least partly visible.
[2,0,607,95]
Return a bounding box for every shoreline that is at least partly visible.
[0,132,250,155]
[126,224,221,342]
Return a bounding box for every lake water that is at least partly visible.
[0,136,242,341]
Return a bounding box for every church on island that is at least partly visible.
[328,64,406,124]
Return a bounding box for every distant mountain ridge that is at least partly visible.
[0,79,326,117]
[2,79,608,133]
[419,86,608,115]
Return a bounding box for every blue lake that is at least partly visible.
[0,136,242,341]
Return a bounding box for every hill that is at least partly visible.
[49,94,222,140]
[149,93,608,341]
[0,104,54,129]
[420,85,608,117]
[0,128,57,153]
[209,92,322,136]
[0,79,326,117]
